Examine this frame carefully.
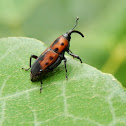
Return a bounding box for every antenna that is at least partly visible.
[72,17,79,30]
[67,17,84,38]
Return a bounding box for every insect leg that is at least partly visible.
[63,57,68,80]
[40,81,43,93]
[22,55,38,71]
[69,49,73,53]
[67,50,82,63]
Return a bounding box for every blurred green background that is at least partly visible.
[0,0,126,87]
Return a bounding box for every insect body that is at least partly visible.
[22,17,84,93]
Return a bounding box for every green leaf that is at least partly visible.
[0,37,126,126]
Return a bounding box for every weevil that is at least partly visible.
[22,17,84,93]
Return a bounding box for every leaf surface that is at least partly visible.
[0,37,126,126]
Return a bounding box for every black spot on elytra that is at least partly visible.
[61,42,64,46]
[45,62,49,65]
[50,56,53,60]
[54,48,59,52]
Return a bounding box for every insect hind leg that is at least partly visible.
[22,67,30,71]
[63,57,68,80]
[40,81,43,93]
[22,55,38,71]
